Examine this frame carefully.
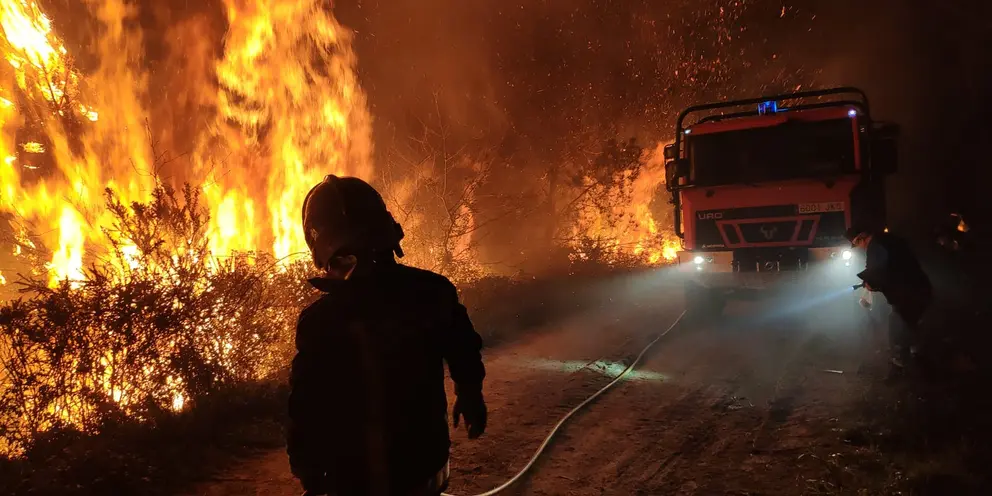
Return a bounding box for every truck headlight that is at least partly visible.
[842,249,853,260]
[693,255,705,265]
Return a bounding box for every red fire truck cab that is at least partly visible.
[663,87,898,312]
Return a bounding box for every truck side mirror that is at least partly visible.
[665,159,688,191]
[665,161,677,189]
[871,122,899,176]
[663,143,677,160]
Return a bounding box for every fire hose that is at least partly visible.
[440,309,688,496]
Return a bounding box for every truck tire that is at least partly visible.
[684,280,726,320]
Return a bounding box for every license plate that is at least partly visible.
[798,202,844,214]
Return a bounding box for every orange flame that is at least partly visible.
[0,0,373,285]
[197,0,373,261]
[569,141,680,265]
[0,0,374,434]
[0,1,682,442]
[1,0,154,285]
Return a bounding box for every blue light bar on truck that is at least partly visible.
[757,101,778,115]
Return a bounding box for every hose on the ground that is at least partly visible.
[441,309,687,496]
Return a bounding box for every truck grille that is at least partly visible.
[738,221,799,244]
[693,206,849,250]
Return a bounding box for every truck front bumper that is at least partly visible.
[677,248,862,291]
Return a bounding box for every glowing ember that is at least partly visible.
[78,103,98,122]
[20,141,43,153]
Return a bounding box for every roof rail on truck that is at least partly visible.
[676,86,870,135]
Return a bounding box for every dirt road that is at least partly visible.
[186,272,888,496]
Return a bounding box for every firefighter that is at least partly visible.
[289,175,487,496]
[847,227,932,373]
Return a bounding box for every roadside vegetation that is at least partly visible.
[0,175,661,494]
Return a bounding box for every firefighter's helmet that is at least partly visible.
[301,175,404,270]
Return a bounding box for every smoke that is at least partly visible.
[13,1,983,281]
[334,0,990,260]
[340,1,822,146]
[333,1,821,270]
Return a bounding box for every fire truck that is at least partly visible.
[663,87,898,312]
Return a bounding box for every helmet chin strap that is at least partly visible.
[323,254,358,280]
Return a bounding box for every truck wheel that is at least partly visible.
[684,280,726,320]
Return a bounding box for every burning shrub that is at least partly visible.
[556,139,680,268]
[0,184,316,457]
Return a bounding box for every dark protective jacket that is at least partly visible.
[859,232,932,321]
[288,259,485,495]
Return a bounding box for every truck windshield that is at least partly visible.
[688,118,857,187]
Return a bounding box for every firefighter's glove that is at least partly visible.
[453,384,487,439]
[299,473,328,496]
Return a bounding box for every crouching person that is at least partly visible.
[289,175,487,496]
[847,227,932,376]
